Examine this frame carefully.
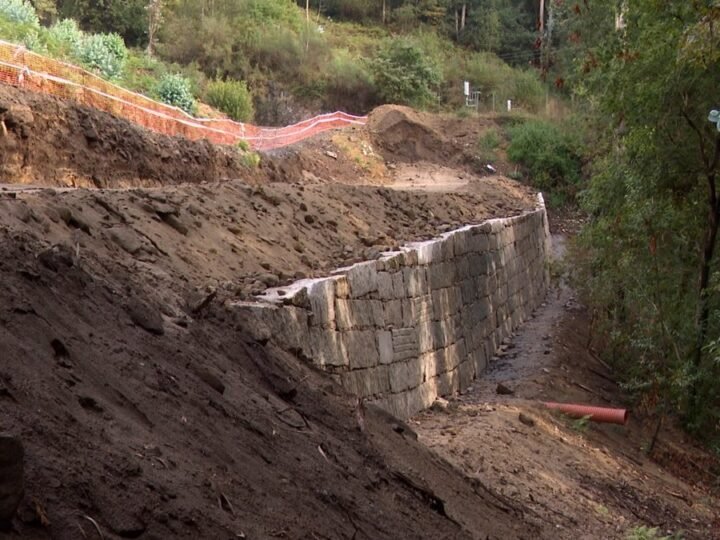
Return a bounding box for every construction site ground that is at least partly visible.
[0,84,718,539]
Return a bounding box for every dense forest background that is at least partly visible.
[3,0,720,445]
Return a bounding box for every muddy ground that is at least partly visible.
[1,85,718,540]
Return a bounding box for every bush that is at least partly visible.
[156,73,195,114]
[325,49,378,112]
[75,33,127,79]
[47,19,85,54]
[205,79,254,122]
[370,38,441,108]
[0,0,38,26]
[507,120,582,197]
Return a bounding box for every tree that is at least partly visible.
[576,0,720,435]
[145,0,163,55]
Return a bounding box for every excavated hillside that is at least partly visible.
[0,84,543,539]
[3,86,717,540]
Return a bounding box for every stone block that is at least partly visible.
[377,272,394,300]
[392,271,406,299]
[437,369,459,396]
[391,328,419,362]
[335,299,373,330]
[346,261,378,298]
[458,358,476,390]
[343,330,380,369]
[415,240,443,265]
[334,276,350,298]
[384,299,403,328]
[389,361,413,392]
[310,328,348,367]
[308,279,336,328]
[377,330,393,365]
[341,366,390,397]
[403,295,432,327]
[427,262,455,290]
[403,267,428,297]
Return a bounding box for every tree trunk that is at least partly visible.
[691,170,719,415]
[460,3,466,31]
[382,0,386,24]
[539,0,545,31]
[455,9,459,38]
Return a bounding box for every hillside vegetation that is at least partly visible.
[1,0,549,123]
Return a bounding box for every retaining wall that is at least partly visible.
[233,195,550,419]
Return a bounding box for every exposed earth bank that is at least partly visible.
[0,85,718,540]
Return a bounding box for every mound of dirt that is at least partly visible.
[0,85,253,188]
[368,105,450,163]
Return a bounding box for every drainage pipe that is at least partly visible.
[544,402,629,425]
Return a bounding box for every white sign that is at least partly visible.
[463,81,470,96]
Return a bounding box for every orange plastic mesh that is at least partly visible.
[0,40,367,150]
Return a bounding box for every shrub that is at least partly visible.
[370,38,441,108]
[205,79,254,122]
[47,19,85,54]
[156,73,195,114]
[507,120,582,198]
[75,33,128,79]
[325,49,377,112]
[0,0,38,26]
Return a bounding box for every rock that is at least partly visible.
[0,435,24,522]
[189,289,217,314]
[126,299,164,336]
[37,245,74,272]
[160,214,188,235]
[304,214,316,225]
[430,397,449,412]
[325,150,338,159]
[518,413,535,427]
[259,273,280,287]
[78,395,104,412]
[193,367,225,394]
[109,227,143,255]
[496,383,514,395]
[299,202,308,212]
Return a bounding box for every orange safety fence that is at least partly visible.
[0,39,367,150]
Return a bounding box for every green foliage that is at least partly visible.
[239,149,261,168]
[155,73,195,114]
[75,32,127,79]
[477,128,501,162]
[47,18,84,52]
[574,0,720,437]
[0,0,39,25]
[370,38,441,108]
[205,79,254,122]
[507,120,582,195]
[325,48,378,111]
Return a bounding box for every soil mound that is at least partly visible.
[368,105,449,163]
[0,85,251,188]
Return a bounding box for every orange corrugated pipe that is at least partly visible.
[544,402,629,425]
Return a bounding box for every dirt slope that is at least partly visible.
[0,85,546,539]
[0,230,532,539]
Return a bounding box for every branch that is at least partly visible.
[681,108,711,171]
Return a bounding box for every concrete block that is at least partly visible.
[343,330,380,369]
[346,261,378,298]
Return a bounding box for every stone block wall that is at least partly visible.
[232,195,550,419]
